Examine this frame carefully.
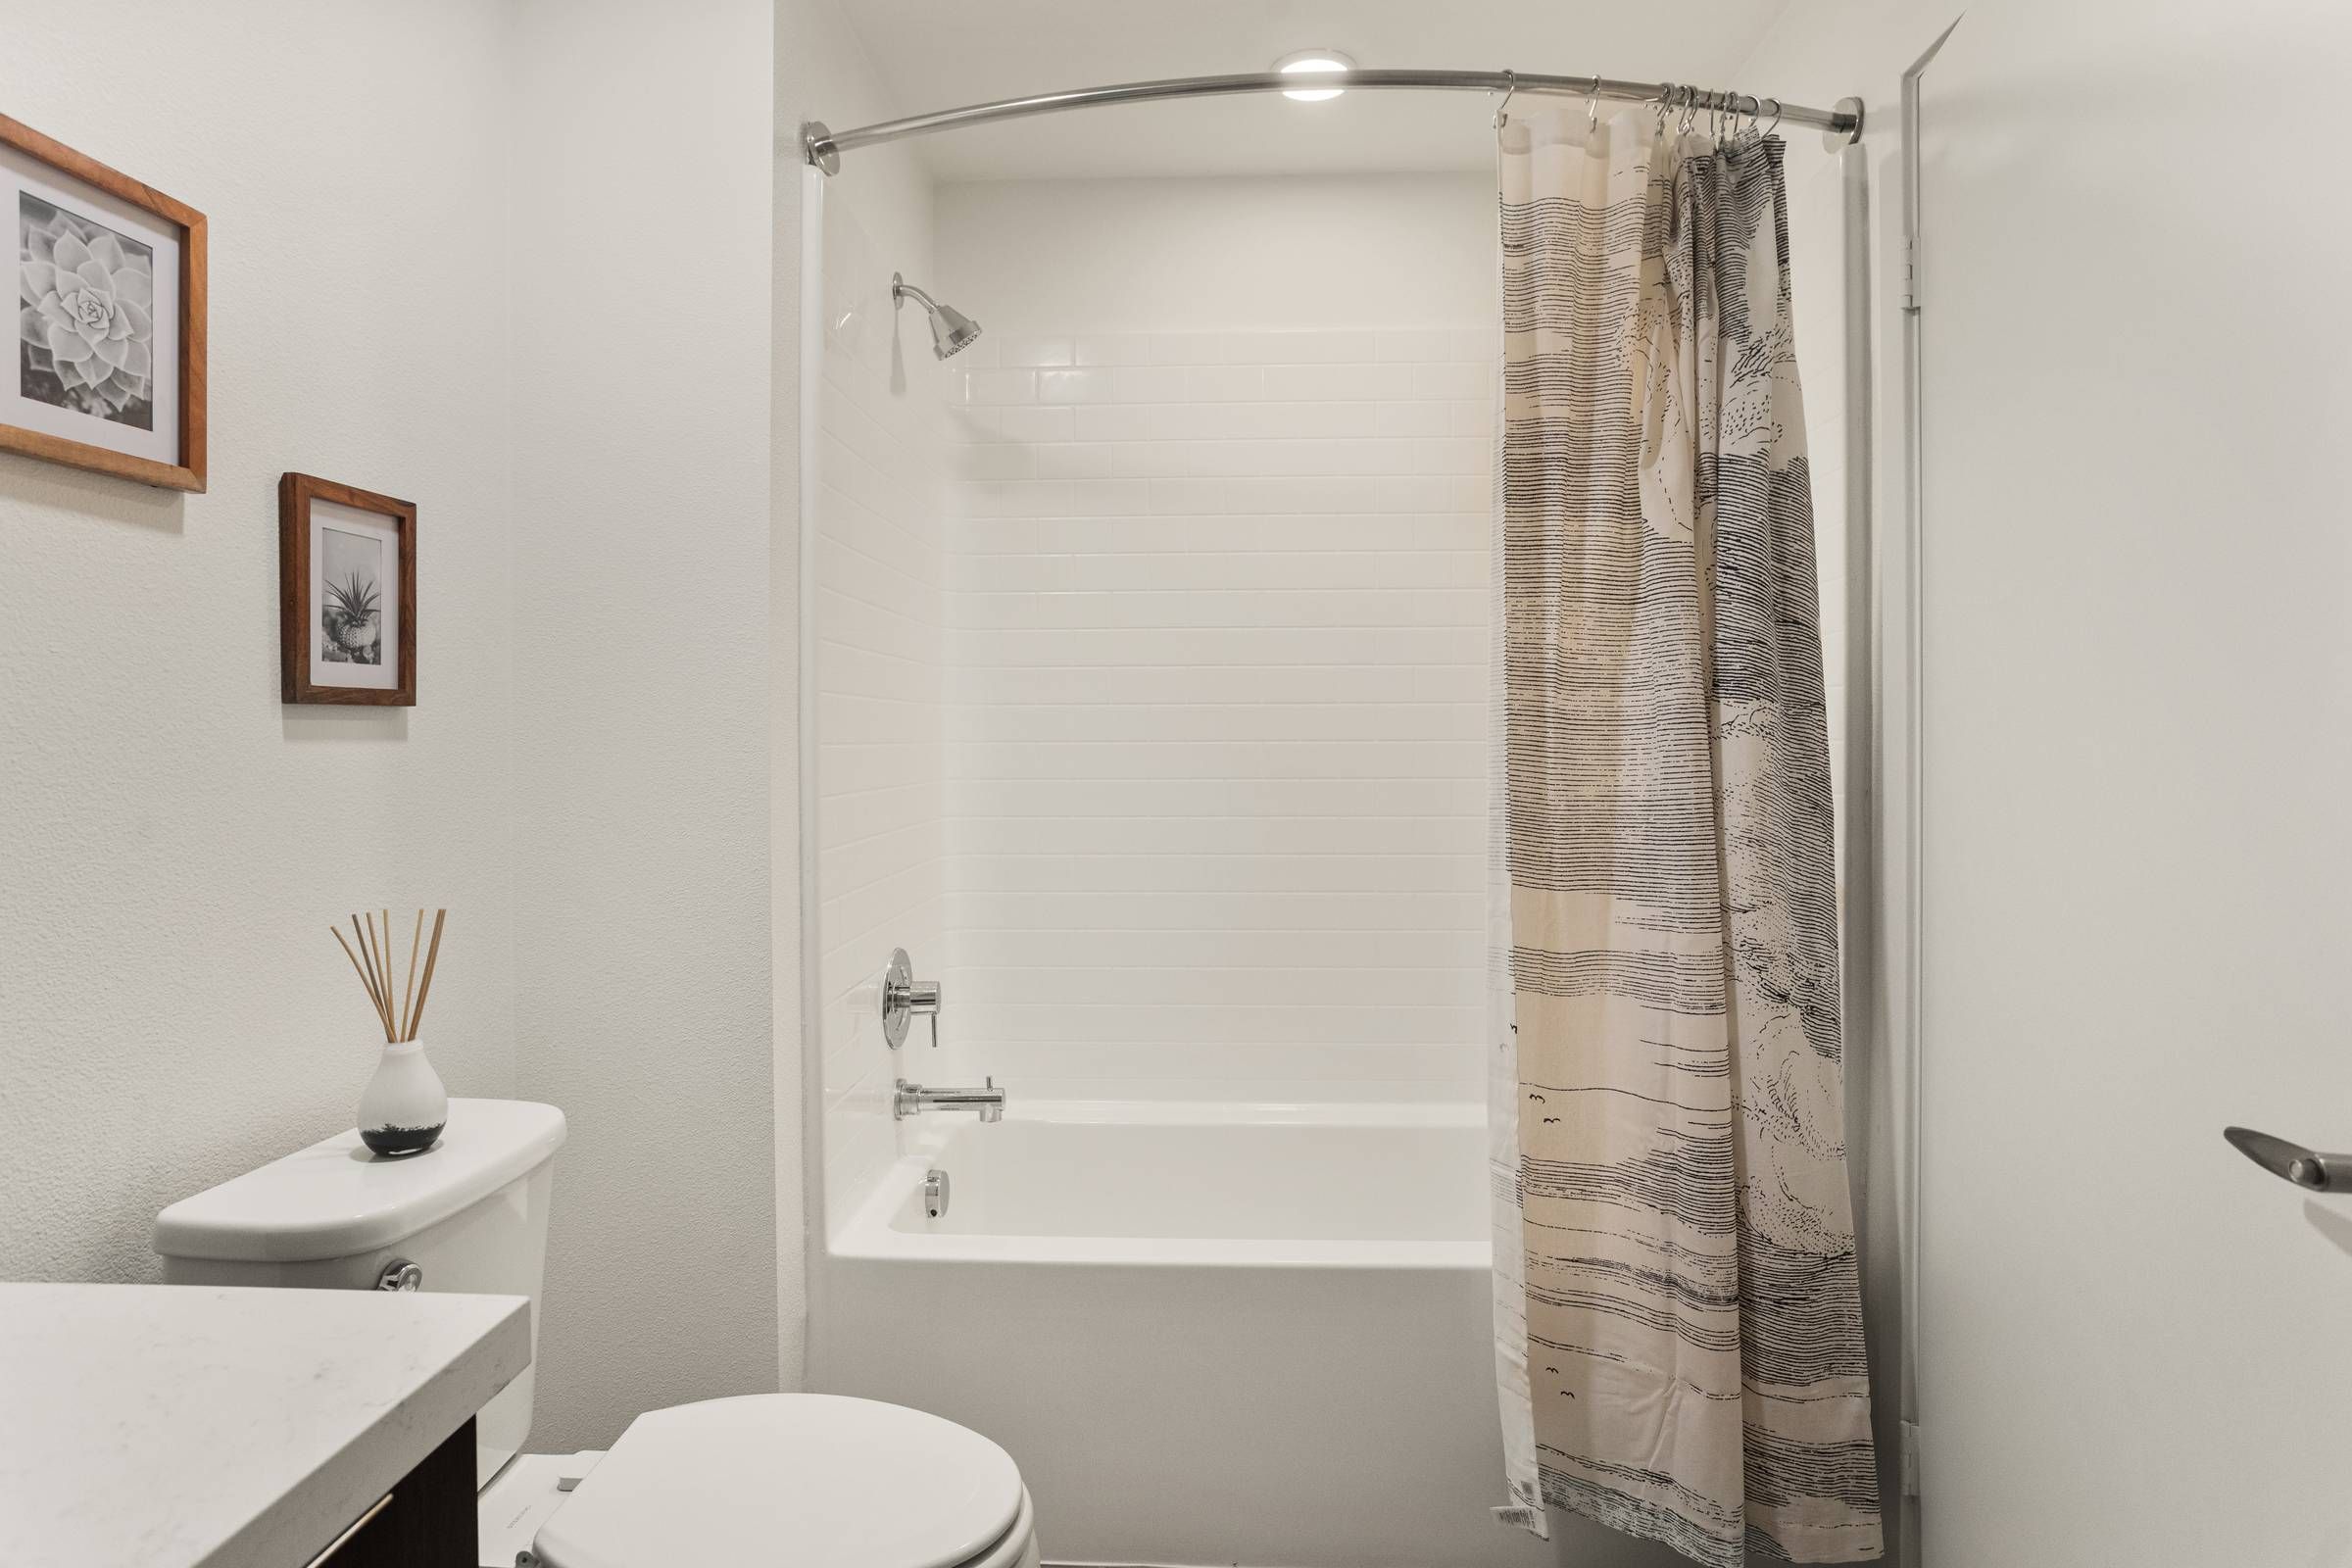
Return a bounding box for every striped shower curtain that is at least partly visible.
[1486,107,1883,1566]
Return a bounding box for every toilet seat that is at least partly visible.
[529,1394,1031,1568]
[956,1480,1037,1568]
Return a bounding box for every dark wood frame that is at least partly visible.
[279,472,416,707]
[0,113,207,492]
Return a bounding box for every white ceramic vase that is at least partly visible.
[359,1038,448,1157]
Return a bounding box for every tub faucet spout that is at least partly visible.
[893,1077,1004,1122]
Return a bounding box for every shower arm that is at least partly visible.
[892,276,942,314]
[802,70,1863,174]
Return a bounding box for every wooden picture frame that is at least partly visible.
[4,114,206,491]
[279,473,416,707]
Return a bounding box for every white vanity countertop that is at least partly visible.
[0,1282,530,1568]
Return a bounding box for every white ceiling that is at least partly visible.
[825,0,1795,181]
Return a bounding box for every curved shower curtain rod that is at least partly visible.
[801,69,1864,173]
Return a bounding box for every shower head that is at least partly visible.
[891,272,983,360]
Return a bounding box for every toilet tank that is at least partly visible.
[153,1099,565,1489]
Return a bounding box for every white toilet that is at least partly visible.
[153,1099,1041,1568]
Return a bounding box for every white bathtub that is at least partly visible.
[812,1103,1577,1568]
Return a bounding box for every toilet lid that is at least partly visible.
[531,1394,1025,1568]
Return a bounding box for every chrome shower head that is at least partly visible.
[891,272,983,360]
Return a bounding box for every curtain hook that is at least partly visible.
[1653,82,1674,135]
[1761,97,1783,137]
[1494,69,1517,130]
[1587,74,1602,136]
[1678,85,1696,135]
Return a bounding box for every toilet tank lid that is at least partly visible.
[154,1100,566,1263]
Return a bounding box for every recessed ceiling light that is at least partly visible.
[1275,49,1353,103]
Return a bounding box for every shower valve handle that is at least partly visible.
[2225,1126,2352,1192]
[880,947,944,1050]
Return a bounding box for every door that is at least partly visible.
[1914,3,2352,1562]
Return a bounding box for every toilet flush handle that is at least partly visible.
[375,1257,423,1292]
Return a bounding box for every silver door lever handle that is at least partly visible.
[2224,1126,2352,1192]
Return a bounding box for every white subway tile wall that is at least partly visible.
[814,203,950,1226]
[939,328,1495,1101]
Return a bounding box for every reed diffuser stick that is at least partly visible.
[348,916,394,1041]
[371,917,396,1038]
[399,909,424,1044]
[355,912,379,1000]
[357,915,380,1029]
[350,912,371,998]
[368,917,396,1042]
[332,927,385,1035]
[406,909,448,1043]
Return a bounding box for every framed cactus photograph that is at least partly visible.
[3,113,205,491]
[279,472,416,706]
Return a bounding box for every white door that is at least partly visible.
[1915,3,2352,1562]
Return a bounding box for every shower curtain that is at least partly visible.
[1486,107,1882,1566]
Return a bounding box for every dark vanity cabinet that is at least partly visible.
[305,1420,476,1568]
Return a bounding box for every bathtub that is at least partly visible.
[811,1102,1564,1568]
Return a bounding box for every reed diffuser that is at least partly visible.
[333,908,449,1157]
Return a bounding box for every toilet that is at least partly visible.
[152,1099,1041,1568]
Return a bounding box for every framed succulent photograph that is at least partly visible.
[279,473,416,706]
[5,114,205,491]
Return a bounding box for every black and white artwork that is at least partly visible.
[318,526,384,666]
[306,497,401,693]
[19,192,155,431]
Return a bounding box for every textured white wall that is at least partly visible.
[0,0,786,1456]
[939,326,1492,1100]
[0,1,519,1284]
[509,0,778,1450]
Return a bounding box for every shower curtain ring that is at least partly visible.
[1587,74,1602,136]
[1653,82,1673,133]
[1761,97,1783,136]
[1494,69,1517,130]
